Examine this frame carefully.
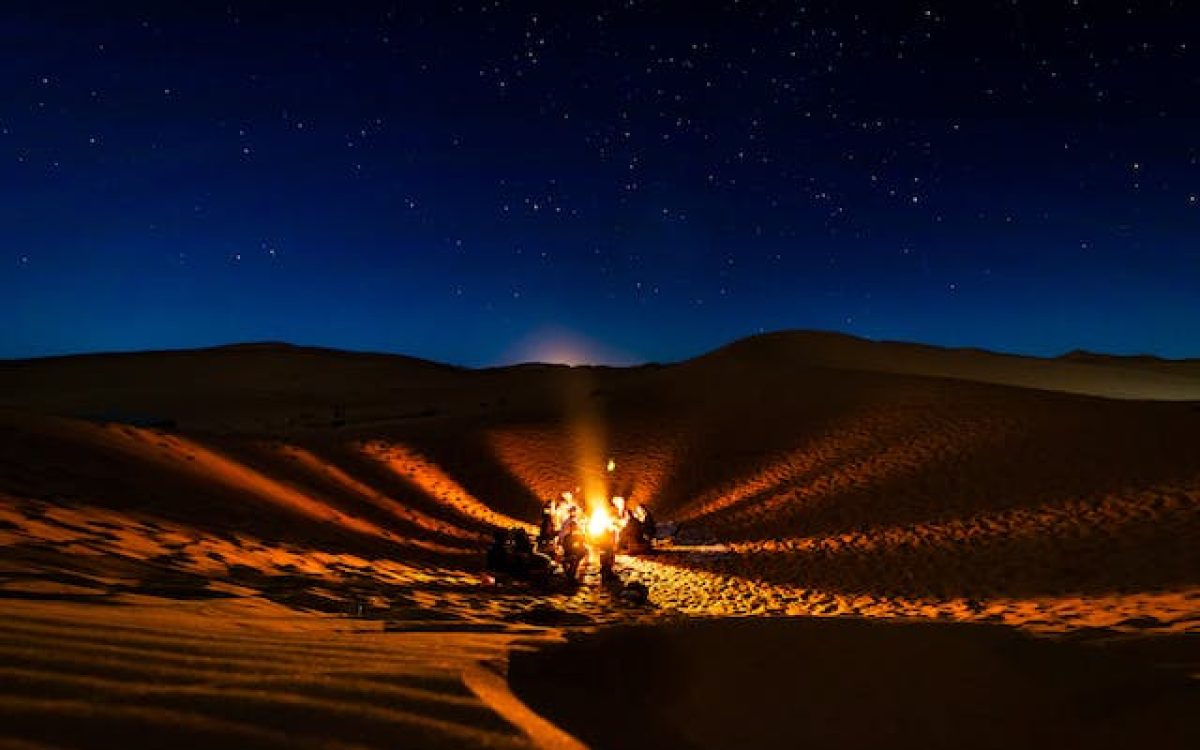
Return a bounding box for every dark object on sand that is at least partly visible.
[594,526,619,583]
[508,603,593,627]
[620,507,657,553]
[537,501,557,552]
[485,530,508,573]
[641,508,657,542]
[619,581,649,605]
[486,528,553,583]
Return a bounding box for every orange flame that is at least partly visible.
[587,504,614,539]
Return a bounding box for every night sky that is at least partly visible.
[5,1,1199,365]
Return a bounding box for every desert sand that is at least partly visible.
[1,331,1198,748]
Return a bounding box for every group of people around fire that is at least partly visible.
[485,488,656,588]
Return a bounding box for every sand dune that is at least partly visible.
[1,332,1197,747]
[0,597,541,750]
[700,330,1200,400]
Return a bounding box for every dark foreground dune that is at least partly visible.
[1,331,1198,748]
[512,617,1200,750]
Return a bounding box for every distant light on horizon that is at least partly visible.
[501,328,639,367]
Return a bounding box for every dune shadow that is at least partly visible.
[232,439,486,550]
[0,420,445,564]
[511,617,1200,750]
[356,434,535,532]
[394,428,545,524]
[306,440,500,539]
[0,589,118,604]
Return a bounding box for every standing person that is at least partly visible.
[556,490,578,529]
[612,496,629,524]
[639,504,657,550]
[612,496,632,551]
[622,503,644,552]
[537,498,557,553]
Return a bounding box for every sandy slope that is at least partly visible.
[0,596,550,750]
[1,332,1198,748]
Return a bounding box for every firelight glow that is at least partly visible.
[587,504,614,540]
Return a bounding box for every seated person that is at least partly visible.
[485,529,509,574]
[625,504,655,552]
[509,528,553,579]
[558,508,589,583]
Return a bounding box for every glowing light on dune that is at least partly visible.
[713,414,1010,532]
[492,343,617,511]
[487,425,678,521]
[486,428,580,501]
[677,403,1012,529]
[675,405,883,524]
[485,396,680,524]
[574,445,607,518]
[502,327,635,366]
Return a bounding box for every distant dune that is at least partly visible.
[1,332,1197,748]
[696,331,1200,400]
[5,332,1200,413]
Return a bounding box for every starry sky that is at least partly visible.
[4,1,1199,365]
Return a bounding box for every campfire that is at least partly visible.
[587,503,614,540]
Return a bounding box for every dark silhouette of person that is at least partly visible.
[485,529,509,574]
[558,507,587,583]
[537,499,557,552]
[510,527,552,579]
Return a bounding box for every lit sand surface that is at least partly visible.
[0,597,550,750]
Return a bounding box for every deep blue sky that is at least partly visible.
[4,1,1199,365]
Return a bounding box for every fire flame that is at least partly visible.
[587,504,613,539]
